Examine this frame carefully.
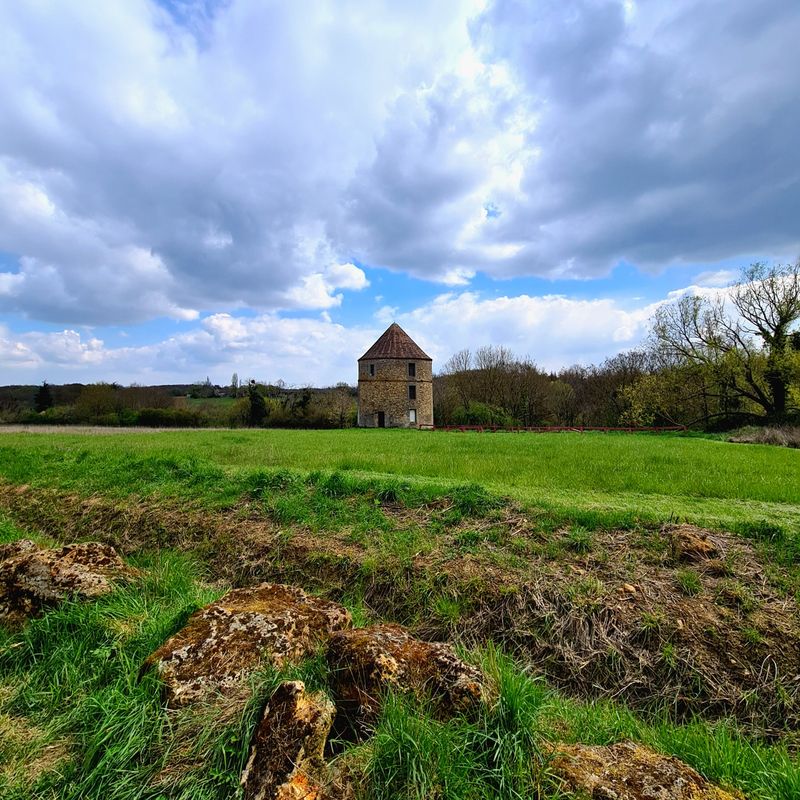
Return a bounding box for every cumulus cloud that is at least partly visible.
[0,0,797,352]
[0,283,684,384]
[470,0,800,276]
[392,291,658,371]
[0,0,457,323]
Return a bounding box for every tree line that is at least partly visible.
[2,261,797,431]
[1,381,357,429]
[435,261,800,429]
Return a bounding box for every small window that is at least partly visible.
[369,364,375,376]
[409,409,417,423]
[408,362,416,377]
[408,384,416,400]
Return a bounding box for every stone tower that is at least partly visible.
[357,323,433,428]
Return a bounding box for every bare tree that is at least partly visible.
[732,261,800,416]
[443,348,473,409]
[652,260,800,419]
[474,344,513,406]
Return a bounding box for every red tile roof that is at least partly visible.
[359,323,432,361]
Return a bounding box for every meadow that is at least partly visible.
[1,427,798,531]
[1,427,799,799]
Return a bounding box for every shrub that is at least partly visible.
[136,408,208,428]
[451,401,514,427]
[729,425,800,448]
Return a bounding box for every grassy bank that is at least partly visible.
[1,428,799,798]
[1,428,799,531]
[1,515,798,800]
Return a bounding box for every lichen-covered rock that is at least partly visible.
[0,539,39,563]
[552,741,744,800]
[667,525,720,563]
[0,541,139,627]
[143,583,352,707]
[327,623,485,725]
[241,681,334,800]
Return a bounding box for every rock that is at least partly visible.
[241,680,334,800]
[668,525,720,563]
[0,539,39,563]
[326,623,485,726]
[143,583,351,707]
[0,541,139,627]
[552,741,744,800]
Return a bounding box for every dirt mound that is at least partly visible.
[668,524,721,562]
[143,583,352,707]
[327,623,486,728]
[241,680,334,800]
[468,523,800,735]
[0,540,139,627]
[3,482,799,735]
[552,741,744,800]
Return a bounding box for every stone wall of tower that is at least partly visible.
[357,358,433,428]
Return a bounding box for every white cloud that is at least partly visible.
[692,269,738,288]
[0,280,729,384]
[439,267,476,286]
[393,291,659,370]
[375,304,399,324]
[0,0,797,355]
[284,262,369,309]
[0,0,484,323]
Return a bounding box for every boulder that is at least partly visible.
[326,623,485,726]
[667,525,720,563]
[551,741,744,800]
[241,681,334,800]
[0,540,139,627]
[0,538,39,562]
[143,583,352,707]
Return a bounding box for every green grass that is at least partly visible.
[359,647,800,800]
[0,428,798,531]
[1,534,797,800]
[1,429,799,797]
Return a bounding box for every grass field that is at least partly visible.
[1,427,799,799]
[1,428,798,531]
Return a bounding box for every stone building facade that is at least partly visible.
[357,323,433,428]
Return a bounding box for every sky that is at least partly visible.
[0,0,798,387]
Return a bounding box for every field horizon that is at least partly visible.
[2,426,799,799]
[1,426,798,532]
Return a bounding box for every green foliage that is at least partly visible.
[0,519,798,799]
[247,381,268,427]
[565,525,593,554]
[675,569,702,596]
[361,646,800,800]
[451,401,514,427]
[1,429,799,534]
[33,382,53,414]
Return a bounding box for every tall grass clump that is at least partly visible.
[363,647,551,800]
[0,551,246,800]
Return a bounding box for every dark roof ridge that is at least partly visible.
[359,322,432,361]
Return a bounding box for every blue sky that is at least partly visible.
[0,1,798,386]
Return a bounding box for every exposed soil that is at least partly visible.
[2,480,799,740]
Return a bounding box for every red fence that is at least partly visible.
[434,425,687,433]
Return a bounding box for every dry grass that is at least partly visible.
[729,426,800,448]
[0,708,71,791]
[3,481,799,738]
[0,425,207,435]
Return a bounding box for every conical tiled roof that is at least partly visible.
[359,323,432,361]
